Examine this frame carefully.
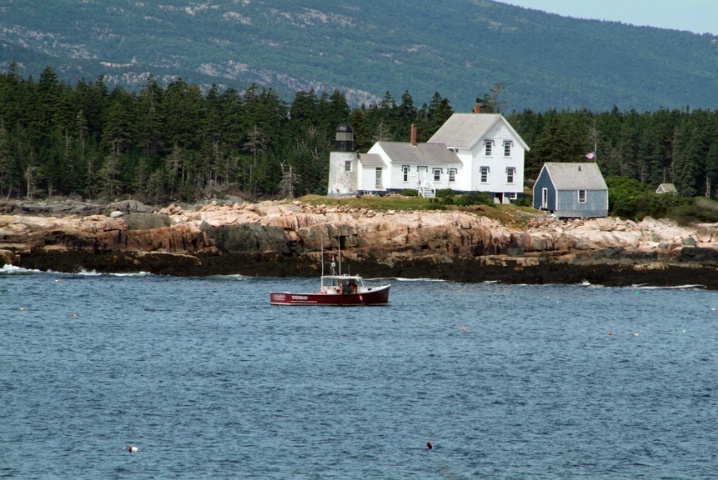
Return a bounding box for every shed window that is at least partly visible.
[578,190,587,203]
[433,168,442,181]
[344,161,352,172]
[402,165,410,182]
[449,168,457,182]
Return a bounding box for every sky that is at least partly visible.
[497,0,718,35]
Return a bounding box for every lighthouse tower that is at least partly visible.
[327,123,358,196]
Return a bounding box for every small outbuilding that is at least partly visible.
[656,183,678,195]
[533,162,609,218]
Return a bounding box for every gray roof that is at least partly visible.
[543,162,608,190]
[656,183,678,193]
[358,153,386,167]
[376,141,460,165]
[427,113,530,151]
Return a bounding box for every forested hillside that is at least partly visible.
[2,0,718,112]
[2,66,718,206]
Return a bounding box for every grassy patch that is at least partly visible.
[295,194,543,228]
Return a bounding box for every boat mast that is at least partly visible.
[321,235,324,276]
[338,234,342,275]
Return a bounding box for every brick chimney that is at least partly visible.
[410,123,417,146]
[474,102,481,114]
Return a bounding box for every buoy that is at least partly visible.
[633,333,639,337]
[128,446,139,453]
[608,331,613,336]
[19,307,25,311]
[359,295,363,302]
[426,441,433,450]
[460,327,468,331]
[71,313,78,317]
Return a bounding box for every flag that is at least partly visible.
[585,151,596,159]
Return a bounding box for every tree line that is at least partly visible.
[1,63,718,204]
[0,64,453,203]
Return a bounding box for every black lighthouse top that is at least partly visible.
[334,123,354,152]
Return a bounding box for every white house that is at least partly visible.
[327,110,530,203]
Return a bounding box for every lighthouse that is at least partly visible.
[327,123,358,196]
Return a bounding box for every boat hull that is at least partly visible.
[270,285,390,306]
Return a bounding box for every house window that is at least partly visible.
[508,192,517,200]
[578,190,587,203]
[433,168,442,181]
[480,166,489,183]
[402,165,410,182]
[484,140,494,156]
[504,141,513,157]
[449,168,457,182]
[344,161,352,172]
[506,167,515,184]
[375,168,383,189]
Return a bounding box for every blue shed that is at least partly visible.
[533,162,608,218]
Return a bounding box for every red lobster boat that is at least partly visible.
[270,255,390,306]
[270,274,390,306]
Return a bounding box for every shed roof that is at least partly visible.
[427,113,530,151]
[542,162,608,190]
[358,153,386,167]
[656,183,678,194]
[375,141,460,165]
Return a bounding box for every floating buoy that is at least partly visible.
[359,295,363,302]
[460,327,468,331]
[633,333,639,337]
[608,331,613,336]
[19,307,25,311]
[128,446,139,453]
[71,313,78,317]
[426,441,433,450]
[55,279,62,283]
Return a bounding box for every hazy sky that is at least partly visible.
[497,0,718,35]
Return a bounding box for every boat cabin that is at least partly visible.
[321,275,363,295]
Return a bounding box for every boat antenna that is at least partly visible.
[321,235,324,276]
[338,235,342,275]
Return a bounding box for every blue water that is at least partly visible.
[1,268,716,479]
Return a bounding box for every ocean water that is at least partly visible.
[1,267,716,479]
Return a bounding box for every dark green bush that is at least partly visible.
[514,196,531,207]
[454,192,494,207]
[400,189,418,197]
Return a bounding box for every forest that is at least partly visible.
[2,64,718,211]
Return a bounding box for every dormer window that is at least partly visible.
[484,140,494,156]
[503,141,513,157]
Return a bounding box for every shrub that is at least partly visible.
[454,192,494,207]
[400,189,418,197]
[514,196,531,207]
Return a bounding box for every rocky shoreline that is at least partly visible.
[2,198,718,289]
